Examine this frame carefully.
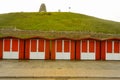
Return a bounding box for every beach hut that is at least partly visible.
[25,37,50,59]
[0,36,24,59]
[101,38,120,60]
[76,38,101,60]
[51,37,75,60]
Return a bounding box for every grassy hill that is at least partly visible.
[0,12,120,38]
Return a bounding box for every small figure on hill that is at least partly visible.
[58,9,61,12]
[68,7,71,12]
[39,3,47,12]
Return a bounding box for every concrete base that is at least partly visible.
[0,60,120,79]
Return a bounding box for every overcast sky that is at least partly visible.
[0,0,120,22]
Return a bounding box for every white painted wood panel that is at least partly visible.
[81,52,95,60]
[30,52,45,59]
[56,52,70,59]
[106,53,120,60]
[3,52,19,59]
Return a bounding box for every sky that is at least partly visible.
[0,0,120,22]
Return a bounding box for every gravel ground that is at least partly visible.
[0,78,120,80]
[0,60,120,70]
[0,60,120,80]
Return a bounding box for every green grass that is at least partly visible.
[0,12,120,34]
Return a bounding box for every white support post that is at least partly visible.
[30,40,31,52]
[69,40,71,53]
[105,40,107,54]
[36,39,38,52]
[3,39,4,52]
[94,41,96,53]
[18,39,20,53]
[62,40,64,53]
[112,41,114,53]
[10,39,12,52]
[87,40,89,53]
[80,40,82,53]
[44,40,46,52]
[55,40,57,53]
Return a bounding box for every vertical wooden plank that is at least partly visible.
[57,40,62,52]
[25,40,30,59]
[4,39,10,51]
[96,41,100,60]
[119,41,120,53]
[107,40,112,53]
[71,40,75,60]
[38,39,44,52]
[64,40,69,52]
[0,39,3,59]
[89,40,94,52]
[45,40,50,60]
[76,40,80,60]
[114,40,119,53]
[101,41,106,60]
[19,40,25,59]
[82,40,87,52]
[51,40,55,60]
[31,39,37,52]
[12,39,18,51]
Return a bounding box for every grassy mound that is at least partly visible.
[0,12,120,34]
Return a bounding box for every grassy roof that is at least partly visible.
[0,12,120,38]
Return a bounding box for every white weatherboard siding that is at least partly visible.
[106,53,120,60]
[56,52,70,59]
[30,52,45,59]
[3,52,19,59]
[80,40,96,60]
[29,39,46,59]
[81,53,95,60]
[3,39,19,59]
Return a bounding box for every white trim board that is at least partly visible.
[3,52,19,59]
[30,52,45,59]
[56,52,70,60]
[106,53,120,60]
[81,53,95,60]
